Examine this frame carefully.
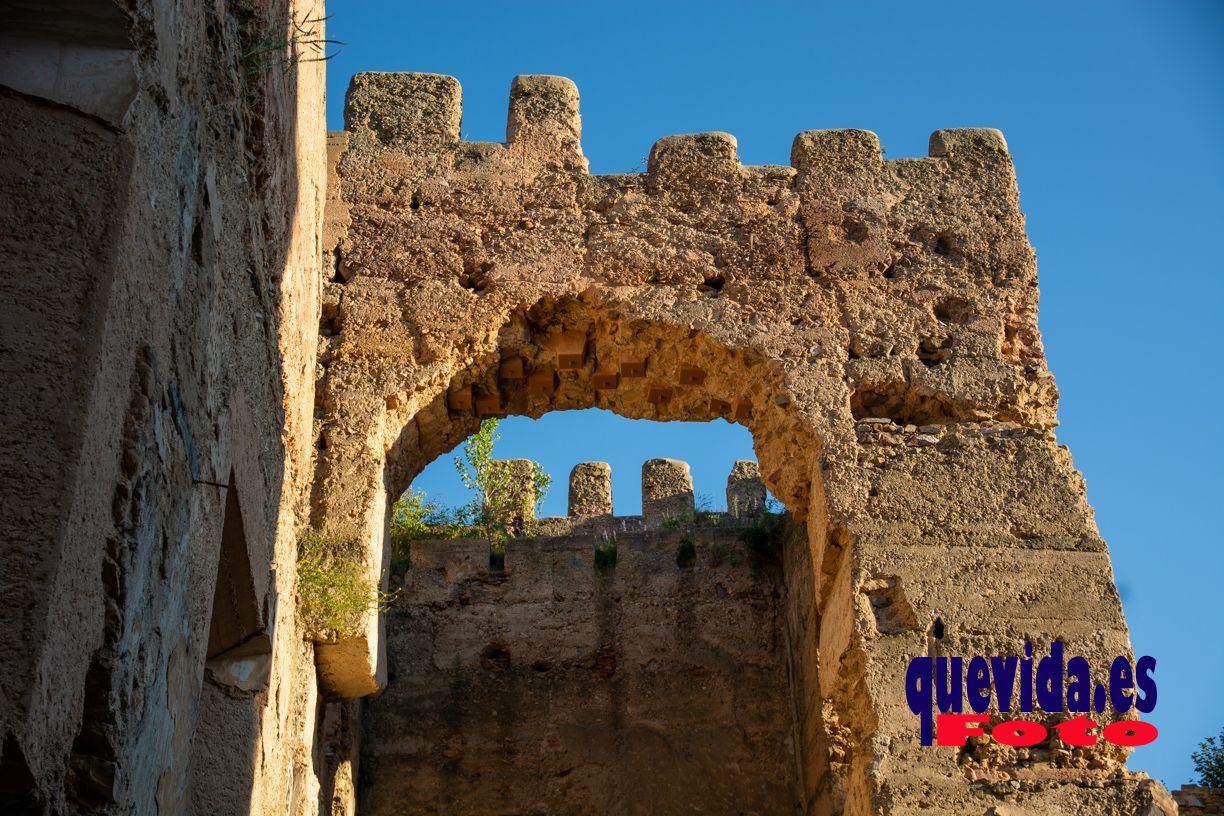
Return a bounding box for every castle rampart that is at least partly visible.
[310,71,1171,815]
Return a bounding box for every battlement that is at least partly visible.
[340,71,1014,179]
[486,457,766,529]
[401,459,771,588]
[378,510,796,814]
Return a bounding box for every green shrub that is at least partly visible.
[297,531,395,641]
[676,535,697,568]
[1193,727,1224,786]
[595,533,618,570]
[739,512,787,565]
[388,489,473,569]
[453,419,551,550]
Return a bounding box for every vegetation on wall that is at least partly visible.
[297,531,396,641]
[1193,726,1224,787]
[738,503,788,565]
[389,419,552,562]
[240,12,343,77]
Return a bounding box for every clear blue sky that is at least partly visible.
[326,0,1224,789]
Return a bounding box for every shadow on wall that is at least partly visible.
[0,0,322,813]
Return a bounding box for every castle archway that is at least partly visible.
[309,70,1145,815]
[312,293,853,813]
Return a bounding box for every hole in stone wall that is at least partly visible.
[917,335,952,367]
[204,478,263,661]
[850,381,968,425]
[460,260,494,293]
[883,256,910,280]
[187,474,266,810]
[368,407,819,815]
[700,273,725,294]
[331,247,347,284]
[934,296,974,324]
[933,233,956,257]
[480,643,511,672]
[931,617,945,640]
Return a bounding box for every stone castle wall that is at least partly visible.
[0,0,326,813]
[363,458,796,815]
[1176,786,1224,815]
[313,71,1174,815]
[0,3,1180,814]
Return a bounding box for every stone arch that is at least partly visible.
[310,71,1151,815]
[378,295,823,514]
[311,288,860,811]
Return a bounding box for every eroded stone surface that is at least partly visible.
[367,528,799,816]
[568,461,613,516]
[310,72,1165,815]
[727,459,766,517]
[641,458,695,524]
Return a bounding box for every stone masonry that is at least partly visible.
[366,462,795,815]
[0,3,1177,813]
[310,70,1174,815]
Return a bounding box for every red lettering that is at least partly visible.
[1053,714,1099,747]
[992,719,1047,747]
[936,713,990,747]
[1102,720,1158,747]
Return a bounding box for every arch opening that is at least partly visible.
[327,298,855,814]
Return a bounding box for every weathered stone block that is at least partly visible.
[641,459,694,524]
[568,461,613,516]
[726,460,766,517]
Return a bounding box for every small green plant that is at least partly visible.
[453,419,551,550]
[241,13,344,76]
[1192,726,1224,786]
[661,514,686,530]
[386,420,552,562]
[297,531,396,641]
[595,532,618,570]
[676,534,697,568]
[707,537,730,567]
[388,489,476,569]
[739,512,787,565]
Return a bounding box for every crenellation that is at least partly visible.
[928,126,1010,161]
[505,74,584,165]
[646,131,740,185]
[568,461,613,516]
[344,71,461,148]
[790,128,884,170]
[641,458,695,525]
[727,459,766,517]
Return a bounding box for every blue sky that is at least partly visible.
[325,0,1223,789]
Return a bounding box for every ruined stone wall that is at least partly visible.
[363,462,799,815]
[315,72,1174,815]
[0,0,326,812]
[1176,786,1224,815]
